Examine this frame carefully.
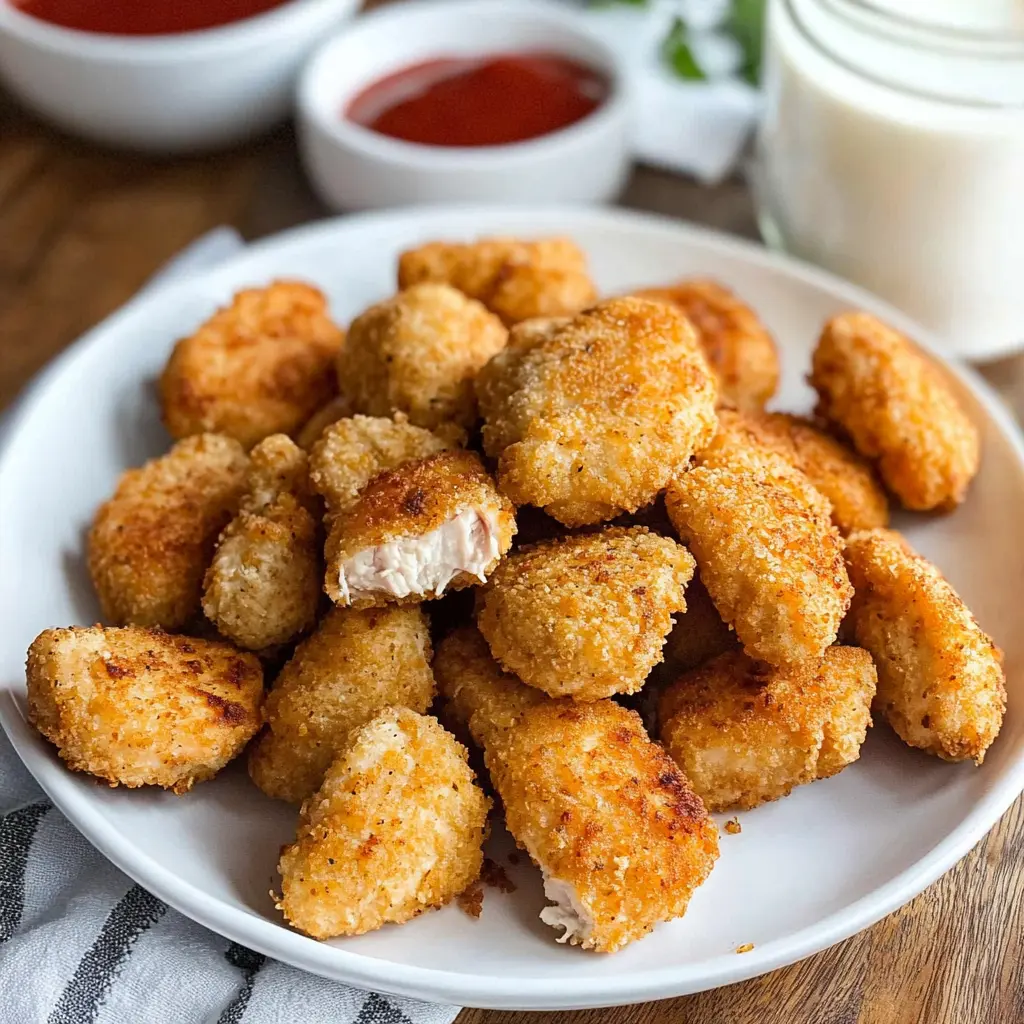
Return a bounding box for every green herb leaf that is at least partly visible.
[661,16,707,82]
[724,0,766,85]
[589,0,649,7]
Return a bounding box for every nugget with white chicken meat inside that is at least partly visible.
[159,281,344,449]
[844,529,1005,764]
[309,413,454,513]
[202,435,320,651]
[810,312,980,511]
[477,298,718,527]
[435,629,718,951]
[325,449,515,608]
[658,648,876,811]
[276,707,489,939]
[630,279,779,412]
[666,447,852,668]
[27,626,262,793]
[661,570,739,675]
[397,236,597,325]
[476,527,695,700]
[249,605,435,803]
[338,284,508,431]
[88,433,248,629]
[703,409,889,535]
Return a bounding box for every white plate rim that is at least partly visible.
[2,203,1023,1010]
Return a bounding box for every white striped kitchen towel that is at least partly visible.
[0,230,461,1024]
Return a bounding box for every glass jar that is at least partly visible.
[753,0,1024,360]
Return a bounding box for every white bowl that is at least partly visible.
[0,0,361,153]
[297,0,632,211]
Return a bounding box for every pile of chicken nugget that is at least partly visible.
[24,235,1006,954]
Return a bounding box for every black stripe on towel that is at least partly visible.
[354,993,414,1024]
[47,883,166,1024]
[0,801,51,942]
[217,942,267,1024]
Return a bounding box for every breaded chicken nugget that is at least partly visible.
[630,279,779,412]
[658,648,876,811]
[844,529,1005,763]
[810,312,980,511]
[202,435,320,651]
[397,237,597,325]
[477,298,718,526]
[296,395,354,450]
[338,283,508,431]
[661,570,739,675]
[308,413,454,513]
[476,527,695,700]
[249,605,435,803]
[88,434,248,629]
[159,281,344,450]
[703,409,889,535]
[27,626,262,793]
[435,629,718,951]
[277,707,489,939]
[666,447,852,668]
[325,450,516,608]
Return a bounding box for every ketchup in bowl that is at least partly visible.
[346,53,609,148]
[12,0,293,35]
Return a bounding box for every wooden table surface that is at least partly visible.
[2,88,1023,1024]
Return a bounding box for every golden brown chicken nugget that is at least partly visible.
[308,413,455,514]
[159,281,344,450]
[276,707,489,939]
[810,312,980,511]
[658,647,876,811]
[296,395,354,450]
[398,236,597,325]
[661,570,739,675]
[703,409,889,535]
[476,527,695,700]
[631,279,779,412]
[202,435,320,651]
[249,604,435,803]
[844,529,1005,763]
[88,434,248,629]
[325,450,516,609]
[477,298,718,527]
[666,447,852,668]
[27,626,262,793]
[338,283,508,431]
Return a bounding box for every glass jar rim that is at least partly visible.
[843,0,1024,45]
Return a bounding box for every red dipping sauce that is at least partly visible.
[347,53,609,148]
[12,0,293,35]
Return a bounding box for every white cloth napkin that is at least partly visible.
[0,230,461,1024]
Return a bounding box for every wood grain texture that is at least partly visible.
[0,87,1022,1024]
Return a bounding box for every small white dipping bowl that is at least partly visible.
[297,0,632,211]
[0,0,361,153]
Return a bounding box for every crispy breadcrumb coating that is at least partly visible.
[630,279,779,412]
[202,435,320,651]
[324,450,516,608]
[397,237,597,325]
[658,647,876,811]
[661,570,739,674]
[309,414,454,514]
[666,447,852,668]
[159,281,344,450]
[338,283,508,431]
[477,298,718,526]
[703,409,889,535]
[296,395,354,450]
[249,605,435,803]
[276,707,489,939]
[27,626,262,793]
[810,312,980,511]
[88,434,248,629]
[844,529,1005,764]
[476,527,695,700]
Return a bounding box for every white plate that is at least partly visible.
[2,206,1023,1011]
